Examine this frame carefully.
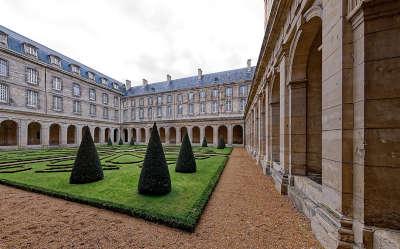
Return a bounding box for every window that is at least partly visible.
[0,59,8,77]
[102,93,109,104]
[72,83,81,97]
[200,90,206,99]
[177,94,183,104]
[0,83,8,103]
[103,107,109,119]
[188,103,194,114]
[148,107,153,119]
[123,110,128,121]
[147,96,153,106]
[114,110,119,121]
[88,72,95,81]
[49,55,61,67]
[89,104,96,116]
[239,85,247,97]
[131,99,135,107]
[101,78,107,85]
[71,64,80,75]
[114,96,119,107]
[177,104,183,115]
[157,96,162,105]
[225,100,232,112]
[225,87,232,98]
[122,99,127,108]
[212,89,219,98]
[113,82,119,89]
[167,95,172,103]
[52,77,62,91]
[52,95,63,111]
[26,68,39,85]
[139,98,144,106]
[212,101,218,113]
[139,108,144,119]
[157,106,162,117]
[89,89,96,101]
[200,102,206,113]
[26,90,38,108]
[131,108,136,120]
[0,32,7,47]
[73,100,81,114]
[240,98,246,111]
[24,44,38,57]
[188,92,194,102]
[167,105,172,117]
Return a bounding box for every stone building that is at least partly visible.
[245,0,400,248]
[0,25,253,149]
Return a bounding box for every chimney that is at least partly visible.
[125,80,131,89]
[198,68,203,80]
[247,59,252,71]
[167,74,172,83]
[142,78,148,86]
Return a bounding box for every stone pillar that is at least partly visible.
[176,127,181,144]
[61,124,68,146]
[99,128,104,144]
[257,98,262,159]
[137,128,142,144]
[41,123,49,147]
[200,126,205,144]
[188,126,193,143]
[165,127,170,144]
[213,126,218,146]
[227,124,232,146]
[18,119,27,148]
[76,125,82,145]
[264,86,270,163]
[90,126,95,140]
[145,127,150,143]
[127,128,131,144]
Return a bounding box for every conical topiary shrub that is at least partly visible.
[138,123,171,195]
[201,136,208,147]
[107,137,112,146]
[176,133,196,173]
[217,136,226,149]
[118,138,123,145]
[130,136,135,146]
[70,126,104,184]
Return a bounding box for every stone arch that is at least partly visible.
[192,126,200,143]
[159,127,166,143]
[218,125,227,143]
[140,128,146,143]
[205,126,213,145]
[131,128,136,142]
[270,75,280,163]
[233,125,243,144]
[123,128,128,143]
[289,13,322,182]
[0,120,18,146]
[27,121,41,145]
[169,127,176,144]
[105,128,111,143]
[180,127,187,142]
[67,125,76,144]
[94,127,100,143]
[49,123,61,145]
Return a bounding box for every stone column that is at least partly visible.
[41,123,49,147]
[213,126,218,146]
[76,125,82,145]
[200,126,205,144]
[257,98,262,159]
[137,128,142,144]
[18,119,28,148]
[188,126,193,143]
[227,124,233,146]
[176,127,181,144]
[61,124,68,146]
[165,127,170,144]
[127,128,131,144]
[99,128,105,144]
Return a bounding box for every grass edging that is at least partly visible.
[0,154,230,232]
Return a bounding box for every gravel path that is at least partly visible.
[0,148,322,249]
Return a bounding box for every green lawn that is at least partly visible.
[0,145,232,231]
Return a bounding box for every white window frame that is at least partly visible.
[0,83,9,103]
[114,96,119,107]
[167,95,172,103]
[89,88,96,101]
[157,96,162,105]
[88,72,95,81]
[0,58,8,77]
[188,103,194,114]
[49,55,61,67]
[157,106,162,117]
[225,99,232,112]
[200,90,206,99]
[72,83,81,97]
[212,101,218,113]
[0,32,7,47]
[101,77,108,85]
[52,95,63,111]
[26,90,38,108]
[70,64,80,75]
[225,87,232,98]
[102,93,109,105]
[177,104,183,115]
[26,68,39,85]
[89,103,97,116]
[167,105,172,117]
[148,107,153,120]
[52,77,62,91]
[103,107,109,119]
[212,89,219,98]
[239,85,247,97]
[73,100,81,114]
[200,102,206,113]
[24,44,38,58]
[123,109,128,121]
[114,110,119,121]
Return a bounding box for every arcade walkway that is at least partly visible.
[0,148,321,248]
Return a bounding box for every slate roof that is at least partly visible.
[126,66,255,97]
[0,25,124,92]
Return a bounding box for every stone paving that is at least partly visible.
[0,148,322,249]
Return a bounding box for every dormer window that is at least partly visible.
[0,32,8,47]
[49,55,61,67]
[101,78,108,85]
[113,82,119,90]
[88,72,95,81]
[24,43,38,58]
[70,64,80,75]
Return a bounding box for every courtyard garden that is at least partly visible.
[0,142,232,231]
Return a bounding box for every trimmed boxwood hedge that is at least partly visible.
[175,133,196,173]
[201,136,208,147]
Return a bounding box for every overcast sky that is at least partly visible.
[0,0,264,86]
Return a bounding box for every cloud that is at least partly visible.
[0,0,264,86]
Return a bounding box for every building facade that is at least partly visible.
[0,25,253,149]
[245,0,400,249]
